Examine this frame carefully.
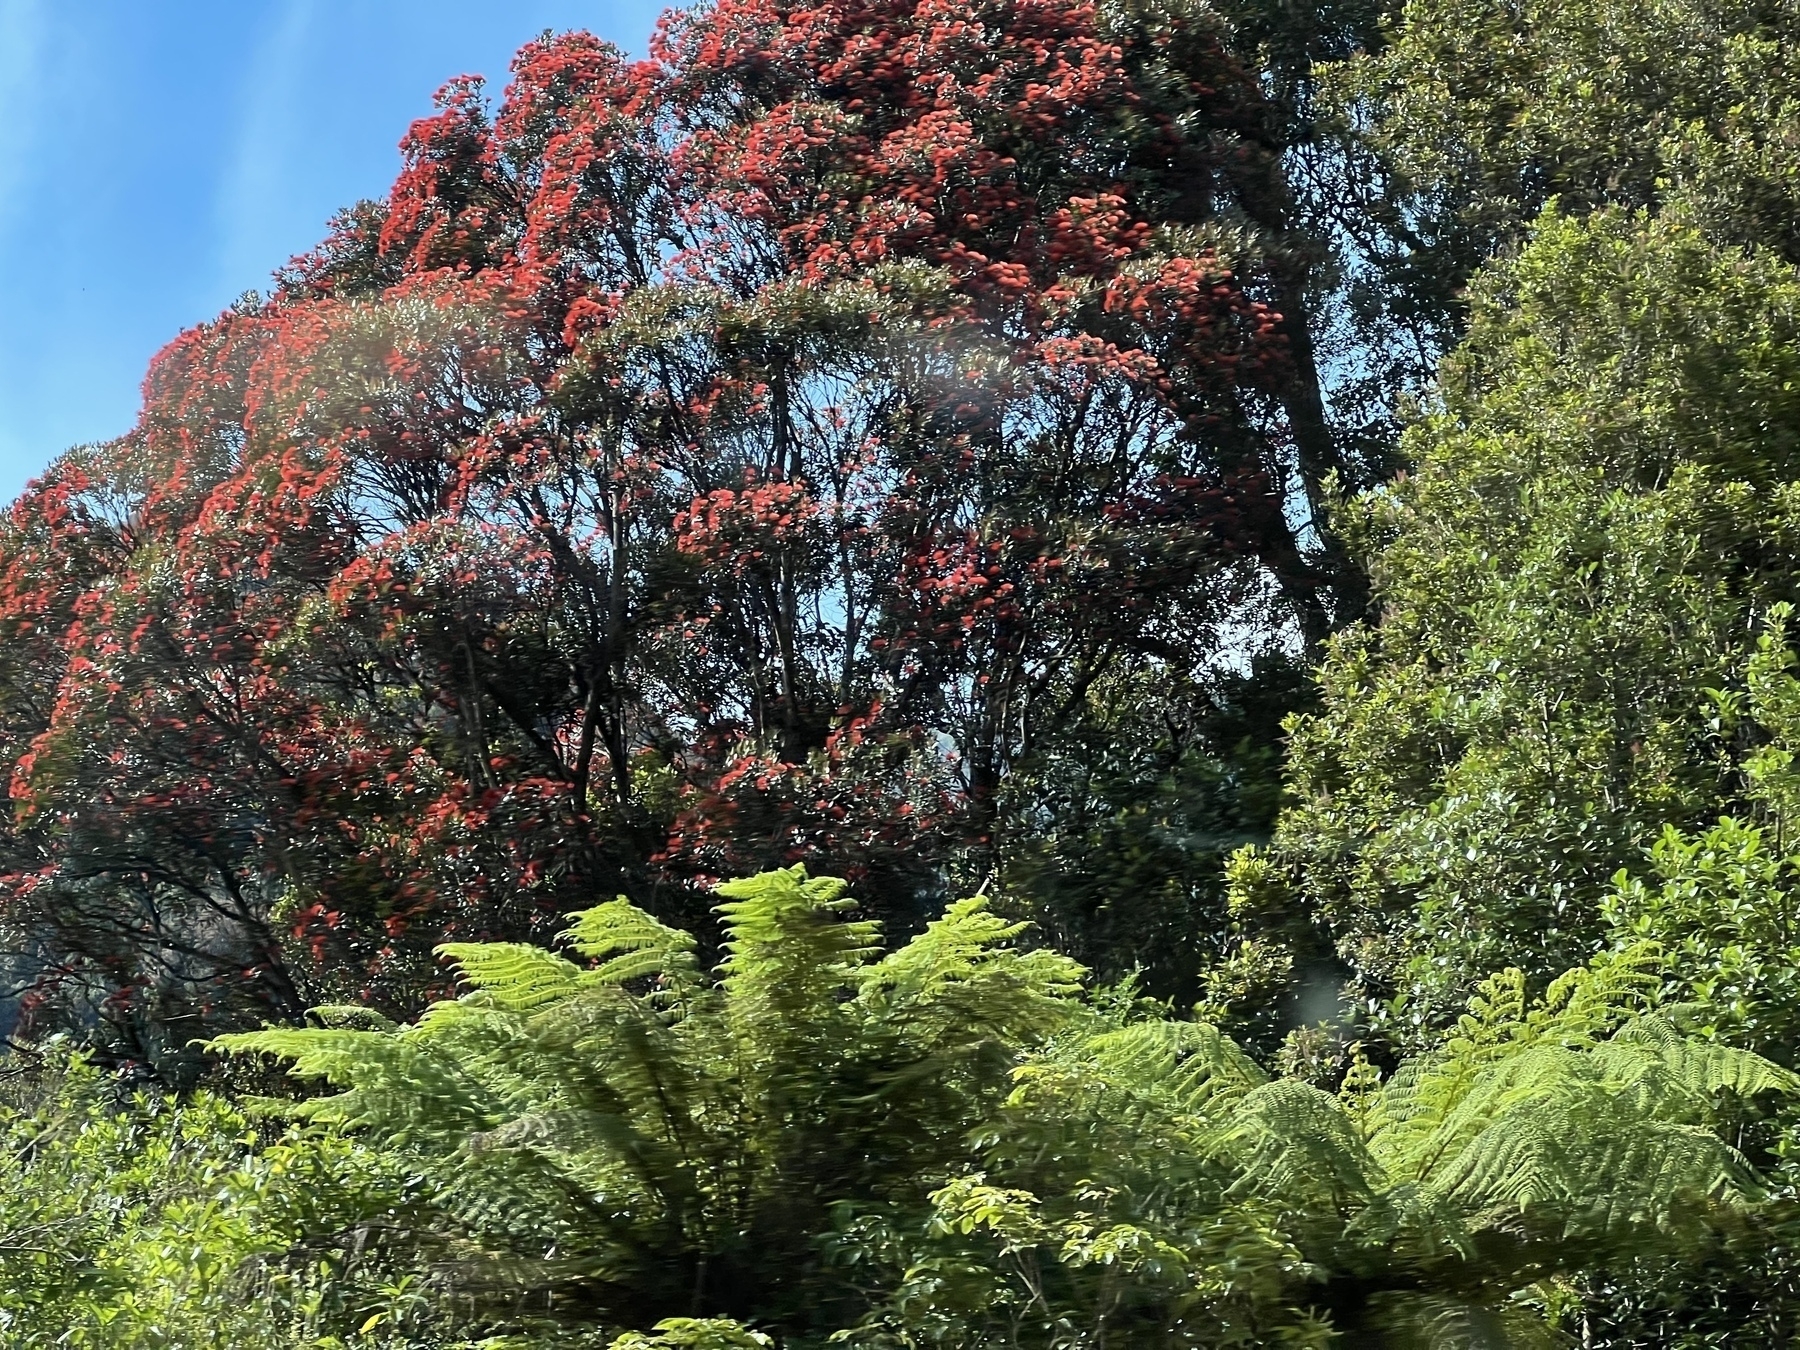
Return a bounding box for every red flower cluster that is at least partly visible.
[674,477,824,576]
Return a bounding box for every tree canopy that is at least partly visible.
[0,0,1373,1051]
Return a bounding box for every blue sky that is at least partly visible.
[0,0,663,498]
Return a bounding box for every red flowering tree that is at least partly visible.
[0,0,1347,1059]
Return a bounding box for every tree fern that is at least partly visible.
[213,876,1794,1348]
[215,868,1084,1342]
[866,942,1797,1347]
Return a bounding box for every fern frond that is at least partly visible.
[1421,1102,1576,1213]
[1439,1105,1754,1236]
[716,866,881,1029]
[861,896,1030,995]
[562,898,701,990]
[1220,1079,1378,1204]
[1365,1290,1563,1350]
[1369,953,1687,1172]
[1084,1020,1267,1113]
[471,1104,702,1218]
[1528,944,1664,1042]
[717,866,880,970]
[1387,1043,1592,1186]
[206,1025,500,1143]
[1388,1016,1785,1238]
[304,1004,399,1031]
[1603,1016,1800,1100]
[436,942,588,1011]
[858,896,1083,1047]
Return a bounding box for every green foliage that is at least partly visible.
[607,1321,771,1349]
[842,943,1795,1346]
[196,869,1792,1347]
[214,868,1086,1342]
[1324,0,1800,385]
[1590,607,1800,1072]
[0,1048,434,1348]
[1582,799,1800,1338]
[1266,207,1800,1033]
[1603,818,1800,1062]
[1718,602,1800,834]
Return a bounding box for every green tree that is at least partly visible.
[995,654,1308,1005]
[1261,207,1800,1033]
[1322,0,1800,402]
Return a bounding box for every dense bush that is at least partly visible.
[0,1052,435,1348]
[2,869,1788,1346]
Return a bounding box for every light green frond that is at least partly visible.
[1579,1121,1761,1229]
[1370,951,1682,1166]
[208,1026,388,1085]
[1419,1105,1577,1213]
[716,866,882,1020]
[715,866,878,962]
[1221,1079,1378,1203]
[1360,1057,1429,1140]
[1404,1037,1768,1234]
[860,895,1031,994]
[561,898,701,989]
[1468,1110,1748,1232]
[1337,1043,1387,1132]
[436,942,588,1011]
[470,1104,699,1211]
[208,1026,499,1143]
[1366,1291,1563,1350]
[1085,1020,1267,1113]
[857,896,1083,1045]
[1603,1016,1800,1100]
[410,992,523,1039]
[304,1004,398,1031]
[716,863,853,911]
[1385,1043,1593,1181]
[1460,969,1529,1036]
[610,1317,774,1349]
[1528,945,1664,1042]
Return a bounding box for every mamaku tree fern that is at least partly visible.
[215,867,1084,1341]
[856,946,1798,1346]
[217,871,1795,1347]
